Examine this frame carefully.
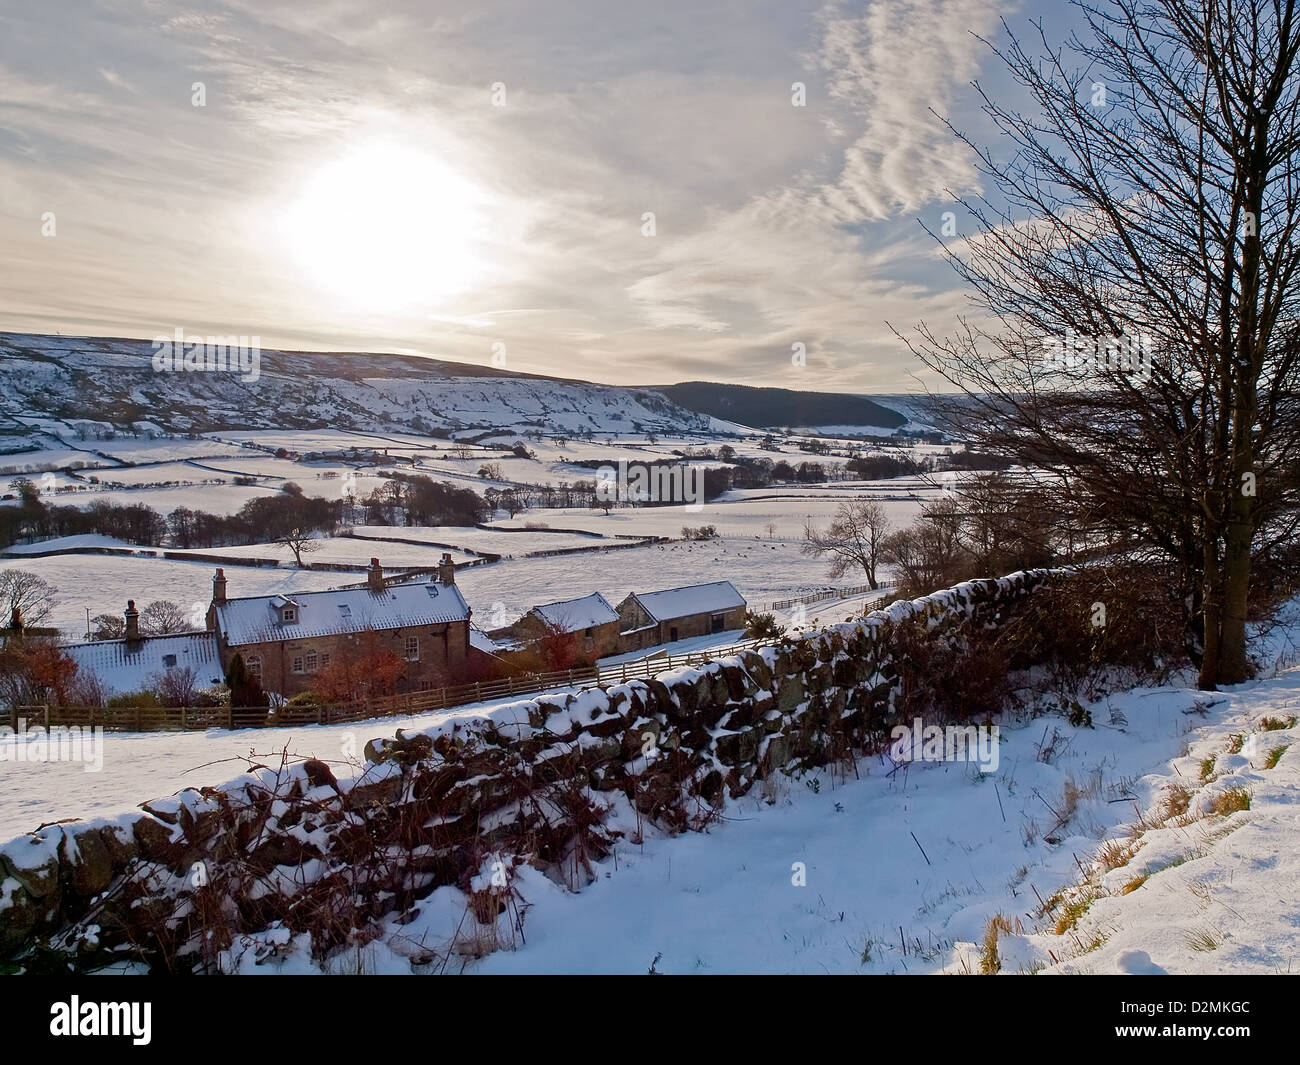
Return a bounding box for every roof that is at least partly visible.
[469,628,504,654]
[214,580,470,647]
[627,581,746,623]
[63,632,224,697]
[530,592,619,632]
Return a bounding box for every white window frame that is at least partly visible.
[404,635,420,662]
[246,655,262,680]
[292,655,305,674]
[305,650,318,673]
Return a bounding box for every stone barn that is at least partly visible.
[615,580,747,652]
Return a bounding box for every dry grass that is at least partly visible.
[1258,715,1297,732]
[1207,786,1252,816]
[1185,927,1223,952]
[1159,783,1194,824]
[1227,733,1245,754]
[1053,890,1098,935]
[1265,745,1289,769]
[1095,837,1142,872]
[980,913,1013,974]
[1120,873,1148,895]
[1199,756,1216,781]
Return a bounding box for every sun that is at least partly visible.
[279,143,487,311]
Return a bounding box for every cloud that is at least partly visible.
[0,0,1017,391]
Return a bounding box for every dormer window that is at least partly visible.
[162,654,177,668]
[282,607,297,624]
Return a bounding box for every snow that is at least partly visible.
[628,580,746,622]
[531,592,619,631]
[4,593,1300,974]
[3,533,137,554]
[64,633,224,696]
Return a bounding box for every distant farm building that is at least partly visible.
[489,592,622,665]
[615,580,746,650]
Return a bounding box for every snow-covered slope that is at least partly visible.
[0,333,727,438]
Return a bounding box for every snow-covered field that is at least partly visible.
[7,604,1297,975]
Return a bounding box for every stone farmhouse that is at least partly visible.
[207,557,471,698]
[63,555,474,701]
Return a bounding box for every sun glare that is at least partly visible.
[279,143,487,311]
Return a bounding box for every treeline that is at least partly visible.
[0,474,493,549]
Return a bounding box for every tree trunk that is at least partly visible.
[1198,540,1223,690]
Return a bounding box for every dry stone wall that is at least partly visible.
[0,569,1051,968]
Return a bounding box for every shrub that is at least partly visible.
[743,610,786,640]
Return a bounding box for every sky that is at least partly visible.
[0,0,1071,392]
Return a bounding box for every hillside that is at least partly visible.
[0,333,727,439]
[657,381,908,431]
[0,334,921,441]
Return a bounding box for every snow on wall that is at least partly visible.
[0,569,1053,965]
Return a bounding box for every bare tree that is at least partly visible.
[151,666,198,707]
[0,570,57,627]
[802,499,891,588]
[90,613,125,640]
[896,0,1300,687]
[139,599,189,635]
[277,527,321,568]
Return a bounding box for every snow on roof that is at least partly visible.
[630,580,746,622]
[215,580,469,646]
[63,632,224,697]
[531,592,619,632]
[469,628,503,654]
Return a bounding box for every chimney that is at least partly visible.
[367,557,385,593]
[9,606,23,632]
[212,567,227,606]
[438,552,455,586]
[124,600,140,640]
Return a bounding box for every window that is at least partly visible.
[319,652,331,668]
[305,650,318,673]
[404,636,420,662]
[246,655,262,680]
[162,654,177,668]
[282,608,297,623]
[292,656,304,674]
[338,604,351,618]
